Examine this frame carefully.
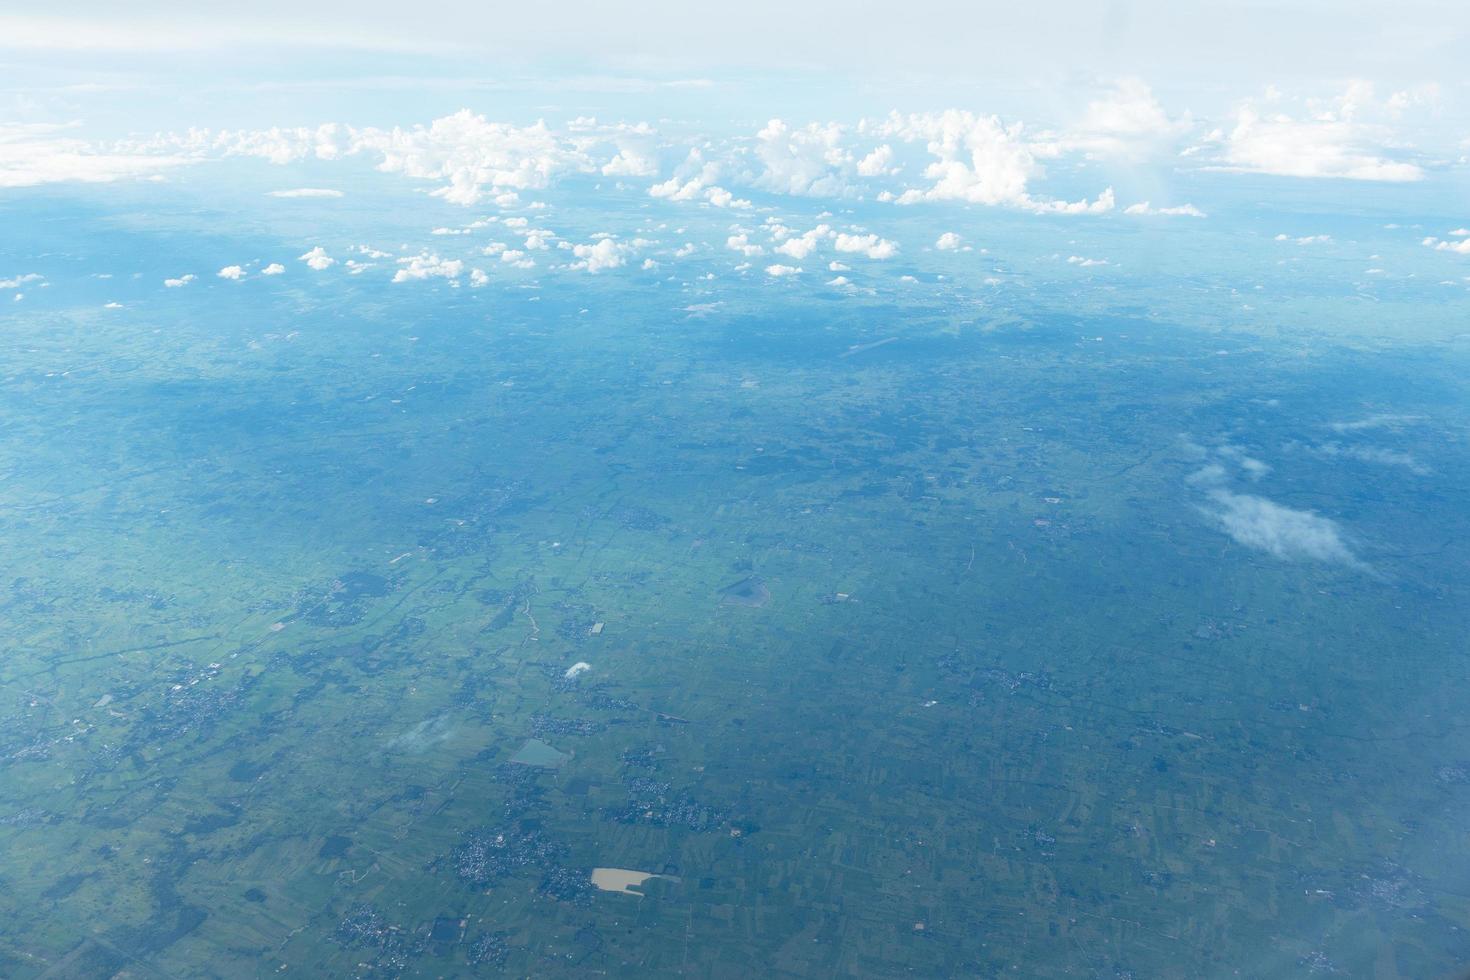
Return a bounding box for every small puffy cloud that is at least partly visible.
[1124,201,1206,217]
[469,268,489,287]
[855,144,897,177]
[570,238,629,273]
[0,273,43,289]
[267,187,343,198]
[649,148,719,201]
[774,225,830,260]
[1276,234,1332,245]
[828,260,849,272]
[261,263,286,275]
[217,265,246,280]
[1067,255,1108,267]
[726,233,764,257]
[393,252,464,283]
[703,186,752,208]
[163,274,196,287]
[764,263,802,277]
[299,246,335,270]
[1204,490,1360,566]
[601,145,659,178]
[935,232,963,250]
[1422,235,1470,255]
[832,231,898,259]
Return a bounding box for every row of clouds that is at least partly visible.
[0,81,1446,214]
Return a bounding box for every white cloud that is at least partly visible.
[299,246,335,270]
[1124,201,1206,217]
[774,225,831,260]
[601,145,659,177]
[753,119,855,196]
[935,232,963,250]
[1205,489,1360,566]
[1276,234,1332,245]
[726,233,764,257]
[217,265,246,280]
[393,252,464,283]
[855,144,896,177]
[703,186,751,208]
[832,232,898,259]
[764,263,801,277]
[883,110,1035,206]
[350,111,593,205]
[0,273,43,289]
[1050,79,1191,159]
[1190,84,1425,182]
[880,110,1113,213]
[0,122,191,188]
[266,187,343,198]
[1422,235,1470,255]
[1309,442,1430,475]
[570,238,630,272]
[163,274,196,287]
[1067,255,1108,267]
[261,263,286,275]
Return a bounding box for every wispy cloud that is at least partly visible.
[1204,489,1361,566]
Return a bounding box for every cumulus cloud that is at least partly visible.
[570,238,630,272]
[879,110,1113,213]
[1422,234,1470,255]
[217,265,245,280]
[1204,490,1361,566]
[774,225,830,260]
[832,232,898,259]
[299,246,335,270]
[0,272,43,289]
[935,232,963,250]
[753,119,856,196]
[703,186,752,208]
[726,233,764,257]
[393,252,464,283]
[261,263,286,275]
[1189,83,1426,182]
[601,144,659,178]
[764,263,801,277]
[855,144,897,176]
[350,111,594,205]
[163,274,196,287]
[267,187,343,198]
